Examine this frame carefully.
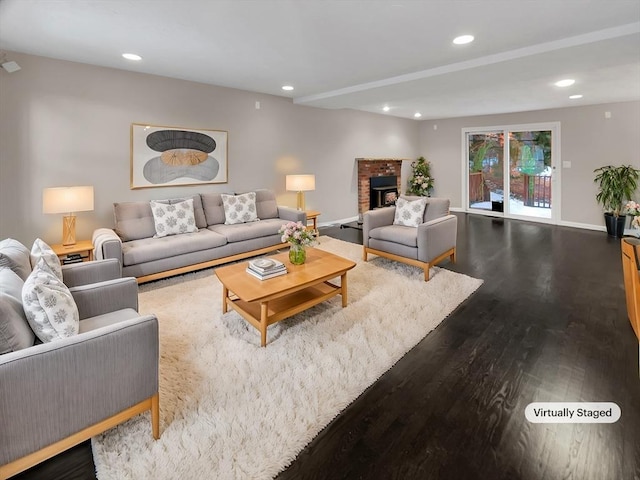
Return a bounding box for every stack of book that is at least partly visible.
[246,258,287,280]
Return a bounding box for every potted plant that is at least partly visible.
[407,157,434,196]
[594,164,640,237]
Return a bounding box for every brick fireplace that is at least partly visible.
[356,158,404,215]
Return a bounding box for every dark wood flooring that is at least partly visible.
[13,213,640,480]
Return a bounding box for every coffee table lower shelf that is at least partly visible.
[223,280,345,346]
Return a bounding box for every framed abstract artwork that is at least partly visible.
[130,123,228,189]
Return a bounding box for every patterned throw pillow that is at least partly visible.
[150,198,198,238]
[22,258,79,343]
[30,238,63,281]
[393,197,427,227]
[221,192,259,225]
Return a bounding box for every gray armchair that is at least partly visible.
[363,196,457,281]
[0,255,159,478]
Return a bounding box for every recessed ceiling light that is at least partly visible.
[414,112,422,118]
[569,94,583,99]
[383,106,390,112]
[282,85,294,91]
[453,35,474,45]
[555,79,575,87]
[122,53,142,61]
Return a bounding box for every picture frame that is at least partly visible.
[130,123,228,189]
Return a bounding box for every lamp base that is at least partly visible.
[62,215,77,246]
[296,191,306,211]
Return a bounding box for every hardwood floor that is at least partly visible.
[13,213,640,480]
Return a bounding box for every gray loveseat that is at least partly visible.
[93,189,305,283]
[0,240,159,478]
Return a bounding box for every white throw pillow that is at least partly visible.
[393,197,427,227]
[150,198,198,238]
[30,238,63,281]
[22,258,79,343]
[221,192,259,225]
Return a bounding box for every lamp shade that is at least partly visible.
[43,186,94,214]
[286,174,315,192]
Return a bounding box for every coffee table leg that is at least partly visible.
[260,302,268,347]
[222,285,228,313]
[341,272,348,307]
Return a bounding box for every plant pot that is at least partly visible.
[604,213,626,238]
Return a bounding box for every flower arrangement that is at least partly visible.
[624,200,640,229]
[407,156,434,196]
[278,221,316,246]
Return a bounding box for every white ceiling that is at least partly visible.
[1,0,639,120]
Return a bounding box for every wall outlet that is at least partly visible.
[605,111,611,119]
[255,101,261,110]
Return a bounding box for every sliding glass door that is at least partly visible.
[465,123,559,222]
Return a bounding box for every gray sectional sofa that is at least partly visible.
[93,189,305,283]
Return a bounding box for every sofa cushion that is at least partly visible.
[222,192,259,225]
[156,195,207,229]
[0,238,32,281]
[0,267,35,354]
[209,218,284,243]
[150,198,198,237]
[79,308,141,333]
[393,197,427,227]
[30,238,63,281]
[201,193,226,226]
[369,224,418,248]
[400,196,450,223]
[22,258,79,343]
[237,189,278,220]
[114,201,156,241]
[121,229,227,266]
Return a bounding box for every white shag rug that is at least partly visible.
[92,237,483,480]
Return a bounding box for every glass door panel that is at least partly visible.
[468,132,504,211]
[508,130,552,219]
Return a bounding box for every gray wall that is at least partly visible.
[2,51,639,246]
[419,102,640,228]
[0,52,419,246]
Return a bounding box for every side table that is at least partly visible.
[50,239,94,264]
[305,210,320,231]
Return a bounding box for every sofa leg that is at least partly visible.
[423,265,431,282]
[151,393,160,440]
[363,247,368,262]
[451,248,457,264]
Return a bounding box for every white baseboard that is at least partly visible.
[318,216,359,228]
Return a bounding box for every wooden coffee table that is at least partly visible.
[215,247,356,347]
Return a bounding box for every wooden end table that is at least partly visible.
[305,210,320,231]
[50,240,94,263]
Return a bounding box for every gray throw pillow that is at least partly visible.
[0,238,32,281]
[0,267,35,354]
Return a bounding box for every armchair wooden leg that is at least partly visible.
[451,248,457,263]
[151,393,160,440]
[423,265,431,282]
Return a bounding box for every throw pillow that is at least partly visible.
[22,258,79,343]
[393,197,427,227]
[221,192,259,225]
[0,238,32,281]
[150,198,198,238]
[0,267,35,353]
[30,238,63,281]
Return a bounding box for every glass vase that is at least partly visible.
[289,243,306,265]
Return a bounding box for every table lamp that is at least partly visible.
[43,186,94,245]
[286,174,315,211]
